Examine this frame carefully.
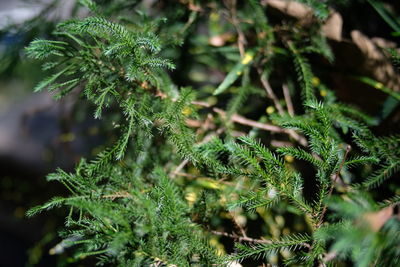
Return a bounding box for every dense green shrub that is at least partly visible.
[23,0,399,266]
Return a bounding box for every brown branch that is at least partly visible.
[258,68,285,116]
[213,108,308,146]
[330,145,351,193]
[319,251,338,266]
[102,191,132,200]
[211,230,311,249]
[171,159,189,178]
[282,83,295,116]
[191,100,211,108]
[257,70,308,146]
[211,230,271,244]
[214,108,282,132]
[185,118,216,129]
[271,140,294,147]
[225,0,247,57]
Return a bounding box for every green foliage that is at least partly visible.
[233,233,311,261]
[32,161,220,265]
[315,193,400,267]
[367,0,400,34]
[19,0,400,266]
[288,43,315,104]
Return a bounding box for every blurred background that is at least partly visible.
[0,0,399,266]
[0,1,100,266]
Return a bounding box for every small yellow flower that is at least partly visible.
[236,71,242,75]
[319,89,327,97]
[266,106,275,114]
[312,76,320,87]
[241,52,253,65]
[207,96,218,105]
[210,237,226,256]
[284,155,294,163]
[185,192,197,204]
[374,82,384,89]
[275,215,285,226]
[181,107,192,116]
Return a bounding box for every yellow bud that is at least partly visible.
[275,215,285,226]
[209,238,218,246]
[197,178,224,190]
[312,76,320,87]
[181,107,192,116]
[266,106,275,114]
[210,12,219,21]
[284,155,294,163]
[59,132,75,142]
[209,237,226,256]
[185,192,197,204]
[236,71,242,75]
[319,89,327,97]
[241,52,253,65]
[207,96,218,105]
[374,82,384,89]
[49,248,56,255]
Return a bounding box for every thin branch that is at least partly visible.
[271,140,294,147]
[214,108,283,132]
[102,191,132,200]
[225,0,247,57]
[180,10,198,34]
[229,211,248,238]
[330,145,352,193]
[211,230,271,244]
[317,145,351,227]
[191,100,211,107]
[258,68,285,116]
[282,83,294,116]
[320,251,338,266]
[256,70,308,146]
[213,108,308,146]
[171,159,189,178]
[211,230,311,249]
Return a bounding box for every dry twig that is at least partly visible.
[213,108,308,146]
[282,83,295,116]
[258,68,285,115]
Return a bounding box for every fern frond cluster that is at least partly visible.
[20,0,400,266]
